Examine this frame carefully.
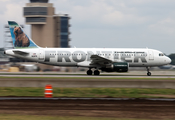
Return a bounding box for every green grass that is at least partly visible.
[0,114,162,120]
[1,87,175,98]
[0,87,44,97]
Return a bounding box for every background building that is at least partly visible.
[1,0,71,71]
[22,0,71,70]
[23,0,70,48]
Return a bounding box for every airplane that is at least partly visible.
[4,21,171,76]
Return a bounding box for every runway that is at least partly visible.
[0,71,175,78]
[0,98,175,119]
[1,74,175,78]
[0,71,175,119]
[0,71,175,88]
[0,97,175,101]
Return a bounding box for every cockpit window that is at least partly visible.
[159,53,164,56]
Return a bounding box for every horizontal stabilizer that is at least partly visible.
[13,50,29,55]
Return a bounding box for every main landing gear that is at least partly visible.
[87,69,93,75]
[87,69,100,75]
[94,70,100,75]
[146,67,151,76]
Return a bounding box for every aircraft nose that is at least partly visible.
[166,57,171,64]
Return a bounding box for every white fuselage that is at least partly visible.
[5,48,171,68]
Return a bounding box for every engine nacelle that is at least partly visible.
[101,62,129,72]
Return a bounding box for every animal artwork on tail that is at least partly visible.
[13,26,30,47]
[8,21,38,49]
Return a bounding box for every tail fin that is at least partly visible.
[8,21,39,49]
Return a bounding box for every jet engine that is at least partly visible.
[101,62,129,72]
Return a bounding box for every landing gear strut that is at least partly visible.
[87,69,93,75]
[94,70,100,75]
[146,67,151,76]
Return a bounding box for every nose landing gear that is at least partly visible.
[146,67,151,76]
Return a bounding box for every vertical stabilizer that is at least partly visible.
[8,21,39,49]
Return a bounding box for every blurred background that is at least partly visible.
[0,0,175,72]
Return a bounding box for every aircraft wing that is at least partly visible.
[13,50,29,55]
[90,55,112,67]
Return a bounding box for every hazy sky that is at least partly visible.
[0,0,175,54]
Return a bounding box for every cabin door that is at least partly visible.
[39,50,44,60]
[148,50,154,60]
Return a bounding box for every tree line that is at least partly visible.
[168,54,175,65]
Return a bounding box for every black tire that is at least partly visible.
[147,72,151,76]
[94,70,100,75]
[87,70,92,75]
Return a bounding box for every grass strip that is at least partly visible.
[0,87,175,98]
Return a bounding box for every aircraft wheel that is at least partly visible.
[94,70,100,75]
[87,70,93,75]
[147,72,151,76]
